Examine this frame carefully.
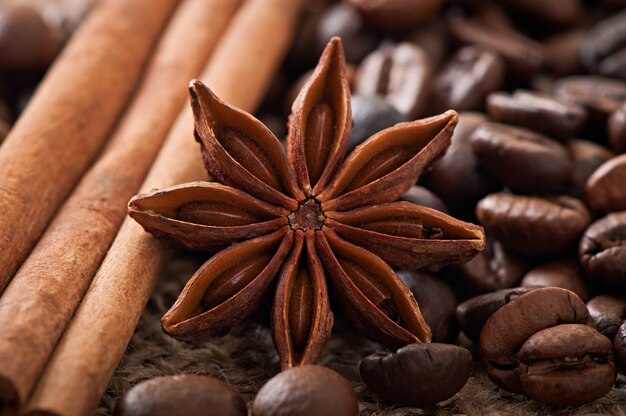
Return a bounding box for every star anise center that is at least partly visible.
[288,198,325,231]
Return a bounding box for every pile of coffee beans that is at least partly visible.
[253,0,626,409]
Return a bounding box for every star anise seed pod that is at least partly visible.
[128,37,485,369]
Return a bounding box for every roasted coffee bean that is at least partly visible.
[315,3,378,65]
[518,324,616,406]
[403,19,448,69]
[423,112,496,217]
[609,102,626,153]
[554,76,626,121]
[349,94,407,151]
[479,287,592,393]
[486,90,587,140]
[459,238,531,294]
[433,46,504,113]
[521,258,588,301]
[581,11,626,80]
[500,0,582,26]
[0,4,60,69]
[472,2,515,33]
[477,193,590,256]
[400,185,448,213]
[614,321,626,373]
[587,295,626,340]
[113,374,247,416]
[568,139,615,199]
[580,212,626,290]
[397,271,456,342]
[354,42,432,119]
[456,287,535,343]
[543,29,585,75]
[359,343,472,407]
[252,366,358,416]
[586,154,626,213]
[470,123,572,193]
[448,18,545,79]
[346,0,443,31]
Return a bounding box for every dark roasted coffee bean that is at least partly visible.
[113,374,247,416]
[477,194,590,256]
[521,258,588,301]
[580,212,626,290]
[401,185,448,213]
[359,343,471,407]
[354,42,432,119]
[403,19,448,69]
[315,3,378,65]
[581,11,626,80]
[433,46,504,113]
[518,324,616,406]
[587,295,626,340]
[614,321,626,373]
[543,29,585,75]
[448,18,545,79]
[500,0,583,26]
[486,90,586,140]
[456,287,535,343]
[349,94,407,151]
[252,366,358,416]
[459,238,531,294]
[586,154,626,213]
[479,287,592,393]
[554,76,626,121]
[423,112,496,217]
[346,0,444,31]
[397,271,456,342]
[568,139,615,199]
[472,2,515,33]
[0,4,60,69]
[609,102,626,153]
[470,123,572,193]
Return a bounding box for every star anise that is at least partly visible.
[128,37,485,369]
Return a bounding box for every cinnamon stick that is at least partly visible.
[0,0,178,294]
[0,0,240,413]
[24,0,304,415]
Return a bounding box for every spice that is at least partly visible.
[129,37,485,369]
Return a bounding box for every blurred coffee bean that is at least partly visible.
[354,42,432,119]
[486,90,587,140]
[448,18,545,79]
[518,324,616,406]
[580,212,626,290]
[529,73,556,95]
[346,0,444,31]
[397,271,456,342]
[349,94,407,151]
[581,11,626,80]
[456,287,535,343]
[285,2,331,73]
[586,154,626,213]
[500,0,583,26]
[315,3,379,65]
[0,4,60,68]
[615,321,626,373]
[609,102,626,153]
[521,258,588,301]
[403,19,448,69]
[568,139,615,199]
[470,123,572,193]
[472,2,515,33]
[433,46,504,113]
[113,374,247,416]
[479,287,592,393]
[252,366,358,416]
[401,185,448,213]
[477,193,591,256]
[554,76,626,121]
[543,29,585,76]
[423,112,496,218]
[587,295,626,340]
[459,238,531,294]
[359,343,471,407]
